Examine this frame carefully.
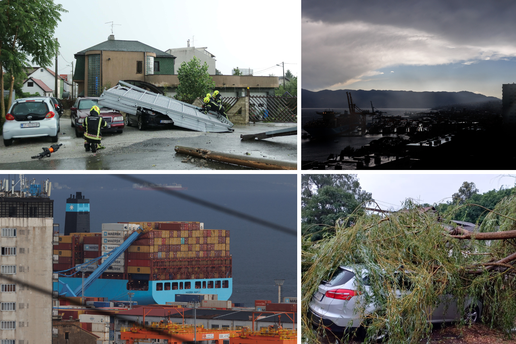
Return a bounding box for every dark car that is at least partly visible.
[71,97,124,137]
[50,97,64,116]
[126,107,174,130]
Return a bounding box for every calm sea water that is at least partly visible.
[302,108,430,163]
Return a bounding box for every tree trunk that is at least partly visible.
[448,226,516,240]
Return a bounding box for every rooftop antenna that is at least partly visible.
[105,21,121,35]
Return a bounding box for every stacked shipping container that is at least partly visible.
[53,221,231,284]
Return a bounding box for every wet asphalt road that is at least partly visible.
[0,118,298,170]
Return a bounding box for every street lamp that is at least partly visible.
[274,279,285,303]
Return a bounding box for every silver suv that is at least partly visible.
[308,266,481,336]
[3,97,60,146]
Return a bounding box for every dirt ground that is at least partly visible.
[315,324,516,343]
[425,323,516,344]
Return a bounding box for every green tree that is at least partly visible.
[302,174,373,240]
[232,67,243,76]
[452,181,479,204]
[175,56,215,104]
[0,0,66,120]
[275,70,297,97]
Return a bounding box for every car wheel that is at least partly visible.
[3,139,13,147]
[75,128,82,138]
[50,134,58,143]
[464,305,480,324]
[137,115,145,130]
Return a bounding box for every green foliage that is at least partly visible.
[452,181,480,204]
[302,174,373,241]
[0,0,67,117]
[232,67,243,76]
[175,56,215,104]
[303,194,516,343]
[436,184,515,224]
[275,69,297,97]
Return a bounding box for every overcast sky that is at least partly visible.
[357,173,515,211]
[302,0,516,97]
[52,0,300,77]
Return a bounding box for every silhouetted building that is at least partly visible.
[502,83,516,126]
[64,192,90,235]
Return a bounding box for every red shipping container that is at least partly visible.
[127,252,151,260]
[159,223,181,230]
[265,303,297,312]
[53,263,72,271]
[58,257,73,264]
[84,251,100,258]
[255,300,272,307]
[83,236,102,244]
[127,259,151,267]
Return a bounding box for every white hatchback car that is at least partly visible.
[3,97,60,146]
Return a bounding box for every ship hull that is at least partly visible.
[54,277,233,305]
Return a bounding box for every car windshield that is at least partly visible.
[12,101,48,115]
[78,99,103,110]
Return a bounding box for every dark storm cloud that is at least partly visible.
[303,0,516,45]
[302,0,516,92]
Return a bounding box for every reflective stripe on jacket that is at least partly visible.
[84,115,106,141]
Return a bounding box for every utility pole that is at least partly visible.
[277,62,285,89]
[55,38,58,98]
[71,61,74,100]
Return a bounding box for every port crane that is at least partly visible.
[56,230,141,297]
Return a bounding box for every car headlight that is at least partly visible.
[78,118,84,124]
[114,116,124,122]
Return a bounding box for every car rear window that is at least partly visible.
[12,101,49,120]
[326,267,356,286]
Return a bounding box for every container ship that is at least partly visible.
[133,183,187,191]
[53,221,232,305]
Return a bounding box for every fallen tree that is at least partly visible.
[302,197,516,344]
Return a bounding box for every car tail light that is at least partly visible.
[5,113,14,121]
[325,289,358,300]
[45,111,55,119]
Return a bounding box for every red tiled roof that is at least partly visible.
[29,77,53,93]
[46,67,65,80]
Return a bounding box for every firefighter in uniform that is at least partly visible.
[84,105,107,152]
[203,95,217,115]
[211,90,227,119]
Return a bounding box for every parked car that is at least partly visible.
[3,97,60,146]
[71,97,124,137]
[308,265,481,338]
[50,97,64,116]
[126,107,174,130]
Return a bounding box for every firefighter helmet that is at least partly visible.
[90,105,100,116]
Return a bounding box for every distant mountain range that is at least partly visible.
[302,89,501,109]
